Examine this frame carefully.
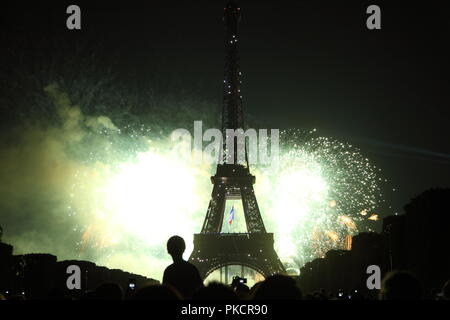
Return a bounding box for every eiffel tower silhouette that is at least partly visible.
[188,1,285,280]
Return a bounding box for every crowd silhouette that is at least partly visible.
[0,234,449,301]
[1,188,449,300]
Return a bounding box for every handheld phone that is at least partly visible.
[128,279,136,290]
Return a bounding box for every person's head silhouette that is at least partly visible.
[167,235,185,262]
[252,274,302,300]
[380,271,423,300]
[441,279,450,300]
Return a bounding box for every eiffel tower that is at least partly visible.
[189,1,285,280]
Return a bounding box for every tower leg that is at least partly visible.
[241,185,266,233]
[201,184,227,233]
[225,265,229,284]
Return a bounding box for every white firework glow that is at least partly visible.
[69,129,384,280]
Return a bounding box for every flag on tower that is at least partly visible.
[228,205,235,225]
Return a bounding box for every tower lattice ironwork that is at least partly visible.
[188,1,285,280]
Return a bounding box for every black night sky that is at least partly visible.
[1,0,449,219]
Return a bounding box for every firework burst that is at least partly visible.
[67,125,385,279]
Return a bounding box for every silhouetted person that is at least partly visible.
[380,271,423,300]
[441,279,450,300]
[234,283,251,300]
[252,274,302,300]
[349,289,364,300]
[192,282,238,300]
[95,283,123,300]
[249,281,262,298]
[79,290,98,300]
[162,235,203,299]
[132,284,181,300]
[47,288,70,300]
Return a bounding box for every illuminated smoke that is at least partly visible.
[1,84,385,281]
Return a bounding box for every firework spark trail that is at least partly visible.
[69,126,385,279]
